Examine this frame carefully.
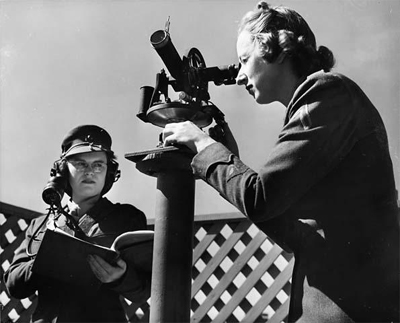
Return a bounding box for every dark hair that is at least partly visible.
[238,1,335,77]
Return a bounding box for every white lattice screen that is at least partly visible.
[1,203,293,323]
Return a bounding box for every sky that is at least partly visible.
[1,0,399,220]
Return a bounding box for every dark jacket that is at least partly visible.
[191,71,399,323]
[4,197,150,323]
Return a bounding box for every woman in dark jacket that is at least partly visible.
[4,125,151,323]
[162,2,399,322]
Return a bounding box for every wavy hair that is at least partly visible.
[238,1,335,77]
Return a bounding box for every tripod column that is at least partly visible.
[126,149,195,323]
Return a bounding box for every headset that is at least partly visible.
[42,154,121,206]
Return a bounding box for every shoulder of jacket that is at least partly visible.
[290,71,358,107]
[285,71,357,123]
[25,214,49,233]
[102,198,145,217]
[117,203,145,217]
[29,213,48,225]
[301,70,351,91]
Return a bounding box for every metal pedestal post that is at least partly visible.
[125,148,195,323]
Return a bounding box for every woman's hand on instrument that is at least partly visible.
[163,121,216,154]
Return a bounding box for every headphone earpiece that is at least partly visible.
[102,159,120,195]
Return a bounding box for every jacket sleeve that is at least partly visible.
[3,217,47,299]
[191,75,359,222]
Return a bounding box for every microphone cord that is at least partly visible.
[26,204,88,257]
[26,207,54,257]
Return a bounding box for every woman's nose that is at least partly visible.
[236,72,247,86]
[84,165,95,175]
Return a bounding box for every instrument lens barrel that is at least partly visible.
[150,30,183,81]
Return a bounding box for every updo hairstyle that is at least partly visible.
[238,1,335,77]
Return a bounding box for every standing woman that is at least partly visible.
[4,125,151,323]
[162,2,399,322]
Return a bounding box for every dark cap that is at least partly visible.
[61,125,114,158]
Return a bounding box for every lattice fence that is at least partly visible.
[1,202,293,323]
